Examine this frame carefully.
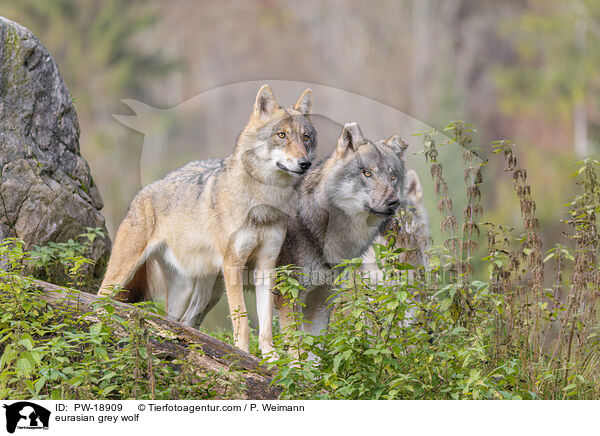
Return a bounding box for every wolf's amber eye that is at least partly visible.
[363,170,372,178]
[303,134,310,142]
[277,132,286,139]
[390,174,397,181]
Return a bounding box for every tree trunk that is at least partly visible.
[574,102,588,158]
[28,279,282,400]
[574,16,588,158]
[410,0,430,118]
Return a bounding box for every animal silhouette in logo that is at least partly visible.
[3,402,50,433]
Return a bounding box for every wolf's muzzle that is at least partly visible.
[386,196,400,209]
[297,158,312,172]
[370,194,400,216]
[277,161,310,175]
[370,208,396,217]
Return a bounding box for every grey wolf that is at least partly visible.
[99,85,316,357]
[275,122,408,336]
[362,168,430,271]
[361,169,431,327]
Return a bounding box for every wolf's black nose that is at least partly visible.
[298,158,312,172]
[386,196,400,208]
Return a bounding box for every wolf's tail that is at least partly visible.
[98,194,157,303]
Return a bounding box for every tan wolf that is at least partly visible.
[98,85,316,357]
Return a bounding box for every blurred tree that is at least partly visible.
[2,0,177,233]
[495,0,600,157]
[3,0,174,115]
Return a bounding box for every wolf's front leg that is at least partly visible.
[222,262,250,353]
[303,285,332,336]
[277,294,295,333]
[255,265,275,357]
[254,227,286,359]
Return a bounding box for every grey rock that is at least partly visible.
[0,17,110,285]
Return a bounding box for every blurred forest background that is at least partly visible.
[2,0,599,328]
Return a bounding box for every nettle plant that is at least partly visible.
[270,123,600,400]
[27,227,105,290]
[0,238,237,400]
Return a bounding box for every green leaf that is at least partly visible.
[90,322,103,336]
[0,345,15,368]
[28,351,42,365]
[332,354,344,373]
[18,337,34,350]
[440,298,453,312]
[16,357,33,373]
[303,336,314,346]
[102,385,118,395]
[95,347,109,361]
[34,377,47,395]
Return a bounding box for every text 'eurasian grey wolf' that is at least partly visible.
[99,85,316,357]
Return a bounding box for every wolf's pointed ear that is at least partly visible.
[383,135,409,159]
[253,85,279,119]
[405,169,424,205]
[294,88,313,115]
[337,122,364,155]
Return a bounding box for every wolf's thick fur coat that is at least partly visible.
[99,85,316,356]
[276,123,409,335]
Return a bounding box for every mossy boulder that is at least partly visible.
[0,17,110,284]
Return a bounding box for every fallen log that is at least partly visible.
[28,278,281,400]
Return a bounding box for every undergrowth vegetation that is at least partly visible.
[0,122,598,400]
[0,233,239,400]
[269,122,600,400]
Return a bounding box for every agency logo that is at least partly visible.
[2,402,50,434]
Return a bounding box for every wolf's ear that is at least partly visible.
[382,135,409,160]
[405,169,423,205]
[337,122,364,154]
[294,88,313,115]
[253,85,279,119]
